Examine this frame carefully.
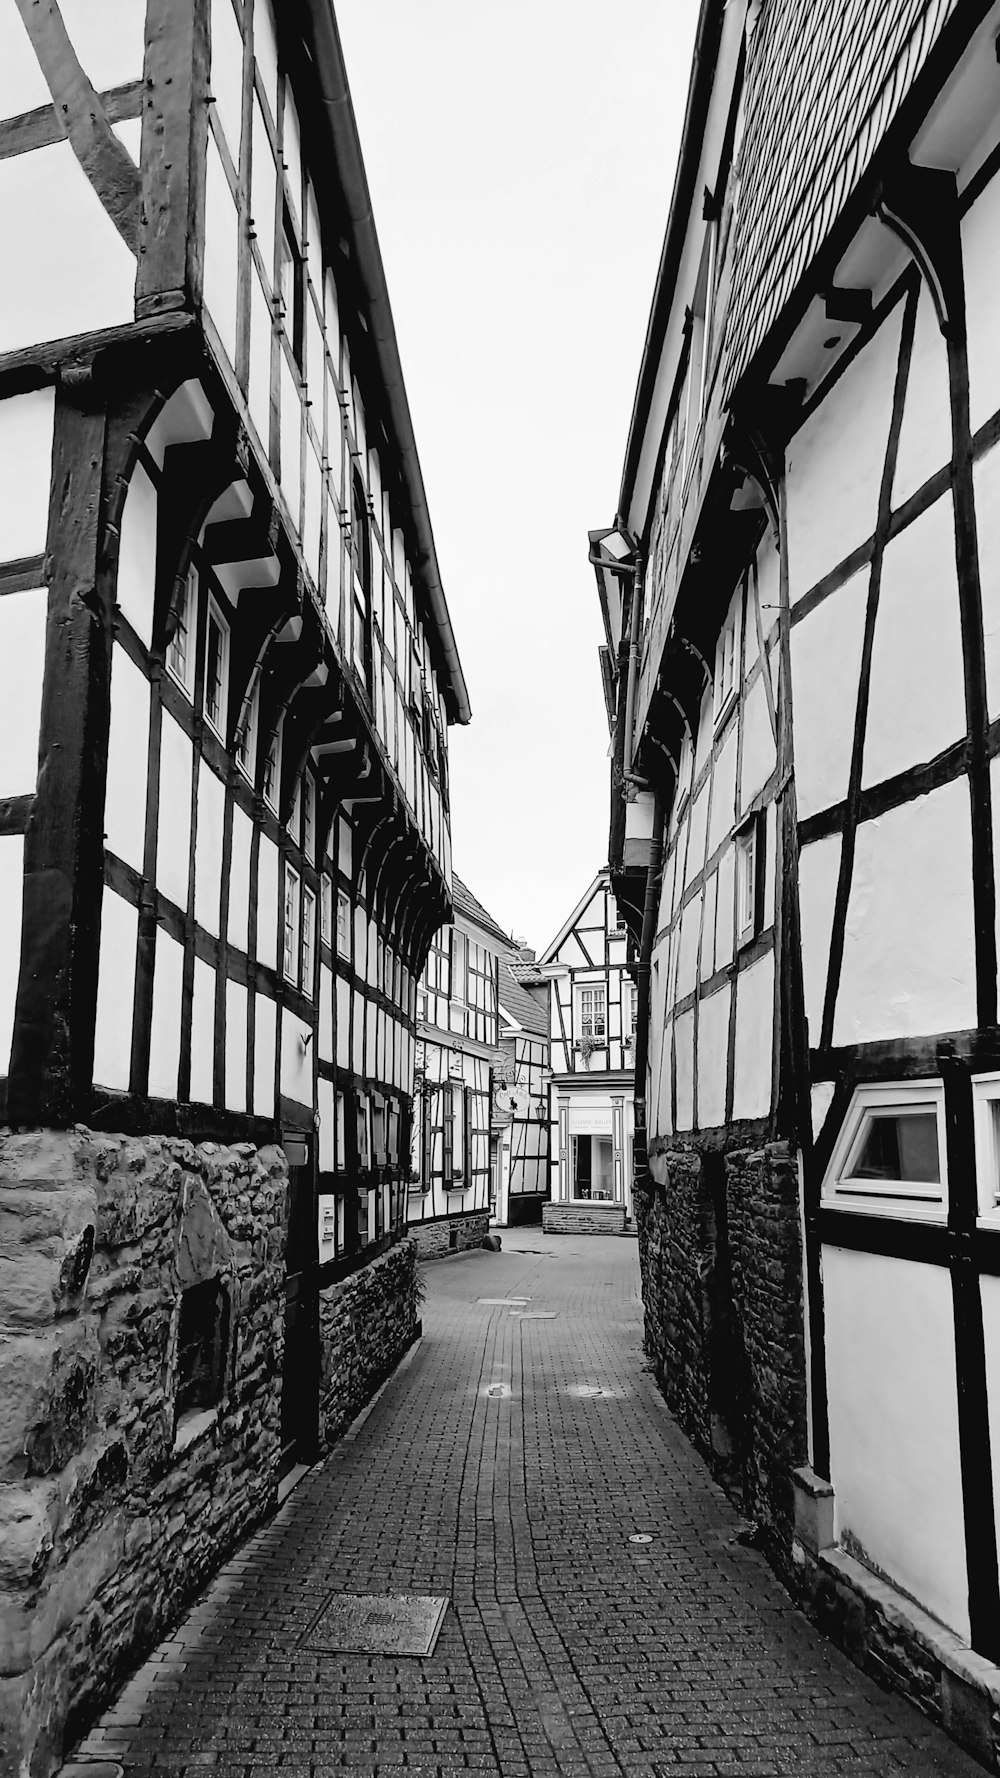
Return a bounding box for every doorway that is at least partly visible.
[572,1133,615,1200]
[280,1131,319,1475]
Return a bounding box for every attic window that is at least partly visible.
[175,1277,229,1424]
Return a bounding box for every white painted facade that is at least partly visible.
[596,0,1000,1673]
[538,872,636,1218]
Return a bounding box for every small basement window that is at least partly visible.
[821,1081,946,1219]
[174,1276,229,1440]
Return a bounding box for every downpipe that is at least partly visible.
[632,791,666,1200]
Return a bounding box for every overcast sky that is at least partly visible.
[336,0,701,953]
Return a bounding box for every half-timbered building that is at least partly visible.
[0,3,469,1770]
[538,872,636,1234]
[592,0,1000,1756]
[409,877,505,1254]
[492,948,551,1228]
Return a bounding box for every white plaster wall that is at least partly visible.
[352,989,364,1075]
[824,1245,969,1641]
[194,762,225,937]
[810,1079,835,1143]
[254,992,276,1116]
[0,141,135,356]
[790,569,867,823]
[697,983,730,1131]
[739,671,776,814]
[797,834,841,1046]
[700,870,718,980]
[336,976,350,1070]
[674,1007,694,1132]
[714,845,735,973]
[105,646,149,871]
[318,1078,335,1174]
[892,280,952,507]
[973,443,1000,721]
[147,929,184,1100]
[731,951,774,1122]
[228,803,252,954]
[203,137,239,373]
[0,0,50,116]
[0,586,46,797]
[92,889,136,1091]
[319,966,333,1065]
[225,980,247,1112]
[786,306,903,599]
[862,496,965,789]
[676,899,700,1003]
[834,779,975,1045]
[117,461,158,650]
[0,836,24,1074]
[707,729,737,857]
[962,171,1000,436]
[210,0,244,164]
[156,711,192,911]
[685,785,709,888]
[59,1,146,92]
[248,269,273,456]
[256,836,278,970]
[280,1009,311,1107]
[189,957,215,1104]
[980,1274,1000,1570]
[0,388,53,562]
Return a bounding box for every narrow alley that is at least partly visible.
[67,1235,977,1778]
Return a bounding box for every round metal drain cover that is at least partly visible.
[628,1533,653,1545]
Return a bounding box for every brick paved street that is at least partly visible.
[69,1234,981,1778]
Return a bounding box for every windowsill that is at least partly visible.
[445,1182,468,1194]
[821,1194,946,1223]
[173,1405,218,1455]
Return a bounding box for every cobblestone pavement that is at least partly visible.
[69,1233,981,1778]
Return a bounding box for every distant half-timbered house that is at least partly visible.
[0,4,468,1770]
[492,948,551,1227]
[409,877,505,1254]
[538,872,636,1234]
[593,0,1000,1754]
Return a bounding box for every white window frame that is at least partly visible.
[320,876,333,948]
[336,888,350,957]
[821,1080,947,1221]
[235,672,260,784]
[972,1073,1000,1225]
[283,866,301,984]
[735,816,760,947]
[203,594,230,741]
[714,600,740,727]
[301,886,316,993]
[576,983,607,1044]
[262,718,282,815]
[166,566,197,698]
[303,773,316,863]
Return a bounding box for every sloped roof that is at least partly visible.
[498,958,549,1039]
[723,0,958,397]
[537,871,608,969]
[451,874,510,948]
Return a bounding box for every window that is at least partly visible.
[262,719,281,814]
[287,775,302,845]
[822,1081,946,1219]
[972,1075,1000,1223]
[301,888,315,992]
[303,774,316,863]
[350,468,373,692]
[175,1277,229,1424]
[442,1082,466,1185]
[203,597,230,741]
[451,930,467,1003]
[283,867,300,982]
[279,211,303,367]
[625,983,638,1047]
[577,985,607,1042]
[336,889,350,956]
[715,599,740,723]
[736,815,762,946]
[320,877,333,948]
[235,673,260,783]
[166,567,197,696]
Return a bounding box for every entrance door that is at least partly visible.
[280,1133,318,1475]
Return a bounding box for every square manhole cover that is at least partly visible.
[302,1592,449,1657]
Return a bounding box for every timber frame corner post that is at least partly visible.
[136,0,212,322]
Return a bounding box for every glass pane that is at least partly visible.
[853,1112,939,1183]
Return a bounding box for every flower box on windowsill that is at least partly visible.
[445,1179,468,1194]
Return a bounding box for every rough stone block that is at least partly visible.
[792,1466,836,1555]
